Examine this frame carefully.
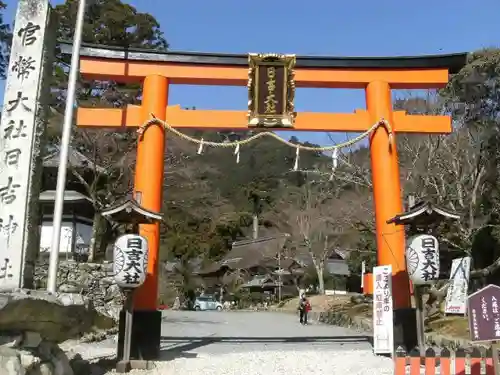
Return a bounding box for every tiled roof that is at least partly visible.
[241,275,276,288]
[292,253,350,276]
[325,259,351,276]
[197,234,289,274]
[39,190,92,203]
[387,200,460,225]
[43,146,105,173]
[163,258,205,273]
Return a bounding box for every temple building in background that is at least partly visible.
[38,146,100,261]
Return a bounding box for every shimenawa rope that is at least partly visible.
[137,113,393,171]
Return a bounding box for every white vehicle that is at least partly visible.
[194,295,223,311]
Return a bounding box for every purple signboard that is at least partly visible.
[467,284,500,342]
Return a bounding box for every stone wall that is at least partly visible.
[34,261,122,321]
[316,305,485,350]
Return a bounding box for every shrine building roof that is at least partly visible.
[39,190,91,203]
[101,198,163,224]
[43,146,105,173]
[387,201,460,226]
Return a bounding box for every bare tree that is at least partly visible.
[395,90,494,253]
[393,90,500,315]
[67,128,137,260]
[274,176,357,294]
[326,133,373,189]
[400,130,488,249]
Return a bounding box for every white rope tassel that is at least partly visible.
[329,148,338,181]
[234,144,240,163]
[197,138,204,154]
[293,147,300,171]
[332,148,338,170]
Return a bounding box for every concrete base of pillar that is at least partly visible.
[116,359,156,373]
[393,307,418,350]
[115,360,131,373]
[117,309,162,360]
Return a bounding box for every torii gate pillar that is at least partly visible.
[134,75,168,309]
[367,81,416,348]
[128,75,168,360]
[367,80,409,309]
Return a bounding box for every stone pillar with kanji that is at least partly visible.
[0,0,54,289]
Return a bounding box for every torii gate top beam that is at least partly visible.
[62,42,466,89]
[63,42,467,133]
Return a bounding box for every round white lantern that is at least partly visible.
[405,234,440,285]
[113,234,149,289]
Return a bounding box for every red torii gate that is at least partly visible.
[63,42,466,359]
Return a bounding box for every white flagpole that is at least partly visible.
[47,0,87,293]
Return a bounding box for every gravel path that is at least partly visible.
[98,311,393,374]
[122,350,394,375]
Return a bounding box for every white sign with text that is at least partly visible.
[444,257,471,315]
[372,265,394,355]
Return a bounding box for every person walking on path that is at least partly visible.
[298,294,311,325]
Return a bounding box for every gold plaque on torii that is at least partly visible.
[247,53,296,129]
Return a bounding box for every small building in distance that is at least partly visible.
[197,235,289,278]
[195,235,356,296]
[38,146,103,261]
[293,250,351,294]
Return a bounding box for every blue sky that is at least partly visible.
[1,0,499,145]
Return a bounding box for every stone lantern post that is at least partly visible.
[388,197,459,356]
[101,197,162,372]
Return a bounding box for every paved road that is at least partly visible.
[159,310,373,358]
[95,311,392,374]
